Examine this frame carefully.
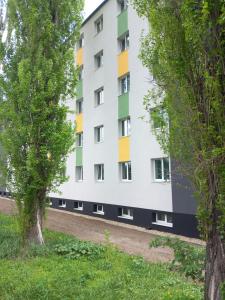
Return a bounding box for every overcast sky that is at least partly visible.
[84,0,105,18]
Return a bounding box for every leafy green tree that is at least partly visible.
[132,0,225,299]
[0,0,83,245]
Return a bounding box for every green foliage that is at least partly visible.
[0,0,84,242]
[150,237,205,281]
[53,241,105,260]
[0,213,203,299]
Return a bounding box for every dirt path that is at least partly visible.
[0,197,203,262]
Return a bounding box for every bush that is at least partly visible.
[53,240,105,260]
[150,237,205,281]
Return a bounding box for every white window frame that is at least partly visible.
[118,0,128,12]
[118,207,133,220]
[95,16,103,34]
[95,51,103,69]
[76,166,83,182]
[152,212,173,228]
[58,199,66,208]
[93,204,104,215]
[74,201,83,211]
[95,125,104,143]
[78,34,84,49]
[150,106,168,130]
[153,158,170,182]
[120,118,131,137]
[120,161,132,181]
[78,66,83,81]
[120,74,130,94]
[76,99,83,114]
[119,33,129,52]
[95,164,104,182]
[95,87,104,106]
[76,132,83,147]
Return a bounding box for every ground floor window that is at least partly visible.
[74,201,83,211]
[93,204,104,215]
[58,199,66,208]
[118,207,133,220]
[152,212,173,227]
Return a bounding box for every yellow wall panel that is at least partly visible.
[118,50,129,77]
[76,48,83,66]
[76,113,83,133]
[118,136,130,162]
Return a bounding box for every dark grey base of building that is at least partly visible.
[51,197,199,239]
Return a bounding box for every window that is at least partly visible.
[74,201,83,211]
[118,0,128,12]
[118,207,133,219]
[78,67,83,81]
[95,16,103,34]
[95,125,104,143]
[76,99,83,114]
[152,212,173,227]
[153,158,170,181]
[93,204,104,215]
[151,106,168,129]
[76,133,83,147]
[120,74,130,94]
[58,199,66,208]
[120,161,132,181]
[119,118,131,137]
[95,51,103,68]
[78,34,84,48]
[119,33,129,52]
[95,164,104,181]
[95,87,104,106]
[76,166,83,181]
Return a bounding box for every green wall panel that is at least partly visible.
[118,93,129,119]
[117,10,128,37]
[76,147,83,167]
[76,80,83,99]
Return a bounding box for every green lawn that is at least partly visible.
[0,213,203,300]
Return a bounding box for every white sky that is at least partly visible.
[84,0,105,18]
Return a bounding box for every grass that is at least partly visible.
[0,213,203,300]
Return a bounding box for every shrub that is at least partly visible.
[150,237,205,281]
[53,240,105,260]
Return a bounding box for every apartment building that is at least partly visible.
[49,0,198,238]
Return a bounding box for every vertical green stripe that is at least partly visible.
[76,147,83,166]
[76,80,83,99]
[118,93,129,119]
[117,10,128,37]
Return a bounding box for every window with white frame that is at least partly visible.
[94,125,104,143]
[95,16,103,34]
[78,34,84,49]
[76,99,83,114]
[58,199,66,208]
[76,133,83,147]
[118,207,133,219]
[95,164,104,181]
[95,87,104,106]
[95,50,103,68]
[120,161,132,181]
[119,33,129,52]
[78,66,83,81]
[150,106,168,129]
[152,212,173,227]
[118,0,128,12]
[74,201,83,211]
[119,118,131,137]
[120,74,130,94]
[76,166,83,181]
[153,158,170,181]
[93,204,104,215]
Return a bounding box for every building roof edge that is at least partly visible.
[82,0,110,27]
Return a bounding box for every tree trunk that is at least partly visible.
[26,206,44,245]
[205,226,225,299]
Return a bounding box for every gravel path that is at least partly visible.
[0,197,204,262]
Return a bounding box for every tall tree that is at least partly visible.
[132,0,225,299]
[0,0,83,244]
